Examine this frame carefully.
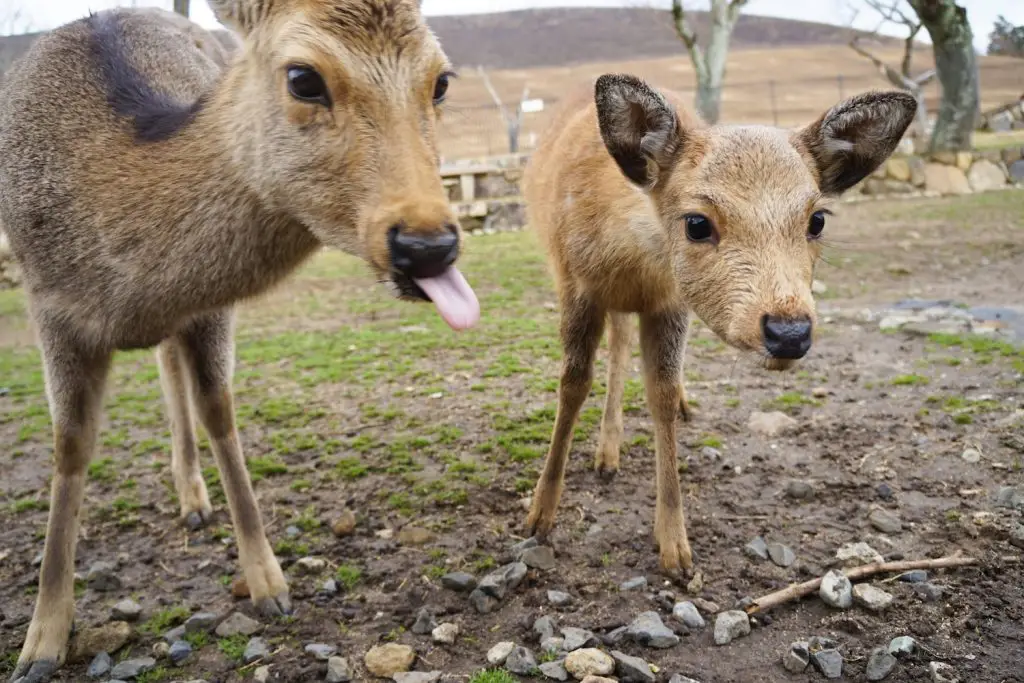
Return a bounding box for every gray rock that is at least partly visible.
[996,486,1024,510]
[809,636,838,652]
[869,508,903,534]
[285,525,301,537]
[162,625,187,644]
[691,598,720,615]
[215,612,263,637]
[305,643,337,660]
[888,636,917,658]
[431,622,458,645]
[960,447,981,463]
[820,569,853,608]
[168,640,192,666]
[561,626,598,652]
[478,562,528,599]
[547,590,573,606]
[611,650,655,683]
[469,587,499,614]
[619,576,648,591]
[836,542,883,567]
[744,536,769,560]
[87,652,112,679]
[539,660,569,681]
[244,637,270,664]
[672,601,705,629]
[504,646,537,675]
[853,584,894,611]
[511,536,539,556]
[486,641,515,666]
[784,481,814,499]
[109,657,157,680]
[713,611,751,645]
[812,649,843,679]
[151,641,170,659]
[393,673,441,683]
[1010,159,1024,182]
[321,578,339,595]
[540,636,564,654]
[1009,523,1024,550]
[111,599,142,622]
[564,649,615,678]
[294,556,327,574]
[601,626,629,647]
[767,542,796,568]
[521,545,557,570]
[440,571,477,592]
[866,647,897,681]
[898,570,928,584]
[254,665,270,683]
[782,642,809,673]
[411,608,437,635]
[669,676,703,683]
[326,656,352,683]
[748,410,798,437]
[930,661,959,683]
[534,615,558,642]
[627,611,680,648]
[184,612,218,633]
[913,583,944,602]
[87,562,121,592]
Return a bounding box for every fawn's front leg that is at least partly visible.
[639,307,694,574]
[526,292,606,541]
[594,312,631,477]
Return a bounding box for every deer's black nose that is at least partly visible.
[762,315,813,359]
[387,224,459,280]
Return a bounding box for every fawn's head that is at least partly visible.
[210,0,478,329]
[595,74,915,369]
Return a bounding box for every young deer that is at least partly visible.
[522,74,915,576]
[0,2,479,680]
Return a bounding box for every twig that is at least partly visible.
[745,554,1020,615]
[237,648,285,671]
[159,560,186,579]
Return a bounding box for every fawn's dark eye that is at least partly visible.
[809,210,827,238]
[433,73,451,105]
[683,214,716,243]
[286,66,329,105]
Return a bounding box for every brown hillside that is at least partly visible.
[425,7,891,70]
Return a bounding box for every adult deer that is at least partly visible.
[522,73,915,575]
[0,2,479,680]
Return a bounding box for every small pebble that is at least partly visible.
[440,571,477,592]
[819,569,853,609]
[168,640,192,666]
[691,598,720,615]
[853,583,894,611]
[610,649,655,683]
[294,556,327,574]
[868,508,903,534]
[961,448,981,463]
[151,641,170,659]
[672,601,705,629]
[244,637,271,664]
[534,615,557,642]
[898,570,928,583]
[913,583,944,602]
[364,643,415,677]
[811,649,844,679]
[326,656,352,683]
[411,607,437,635]
[254,665,271,683]
[111,599,142,622]
[866,647,897,681]
[109,657,156,680]
[744,536,769,561]
[767,542,796,568]
[285,525,301,537]
[539,660,570,681]
[564,648,615,678]
[432,622,458,645]
[504,646,537,675]
[619,576,648,591]
[782,642,809,673]
[393,673,441,683]
[836,542,883,567]
[548,590,573,606]
[215,612,263,637]
[876,483,894,500]
[87,652,112,679]
[784,480,814,499]
[331,509,357,537]
[540,636,564,654]
[87,562,121,592]
[627,611,680,648]
[520,545,557,570]
[562,627,598,652]
[668,677,702,683]
[888,636,917,658]
[184,612,218,634]
[713,611,751,645]
[929,661,959,683]
[486,641,515,666]
[305,643,337,660]
[321,578,339,595]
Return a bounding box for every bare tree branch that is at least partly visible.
[671,0,707,78]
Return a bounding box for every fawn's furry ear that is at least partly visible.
[207,0,265,35]
[595,73,684,189]
[795,90,917,195]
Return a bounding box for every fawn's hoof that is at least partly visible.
[184,509,213,530]
[10,658,58,683]
[255,592,293,619]
[596,463,618,482]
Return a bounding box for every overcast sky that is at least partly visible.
[3,1,1022,53]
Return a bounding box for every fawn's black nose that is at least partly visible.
[762,315,813,359]
[388,224,459,279]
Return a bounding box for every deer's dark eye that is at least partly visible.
[433,73,452,105]
[683,214,716,243]
[287,66,329,105]
[809,211,827,238]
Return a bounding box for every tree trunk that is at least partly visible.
[908,0,980,151]
[173,0,190,17]
[672,0,746,125]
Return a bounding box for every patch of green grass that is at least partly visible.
[136,667,170,683]
[764,392,820,413]
[247,455,289,480]
[184,631,210,649]
[698,434,723,449]
[891,374,930,386]
[273,539,310,556]
[88,457,117,482]
[291,504,321,532]
[953,414,974,425]
[10,497,47,514]
[335,564,363,591]
[469,670,519,683]
[139,605,190,636]
[336,457,369,479]
[217,634,248,662]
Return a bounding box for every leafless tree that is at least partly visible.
[671,0,749,124]
[847,0,935,139]
[478,66,530,154]
[1,7,33,35]
[173,0,190,17]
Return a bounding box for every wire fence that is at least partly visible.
[437,63,1024,162]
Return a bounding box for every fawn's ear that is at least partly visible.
[208,0,260,36]
[595,73,683,189]
[795,90,917,195]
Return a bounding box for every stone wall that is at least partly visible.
[847,147,1024,199]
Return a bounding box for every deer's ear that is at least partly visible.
[794,90,917,195]
[208,0,257,35]
[594,73,683,189]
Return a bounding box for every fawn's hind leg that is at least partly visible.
[526,291,605,541]
[157,340,212,529]
[177,310,291,617]
[594,312,631,477]
[13,321,111,683]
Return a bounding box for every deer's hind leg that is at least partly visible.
[157,340,212,530]
[13,321,111,683]
[594,312,631,478]
[177,310,291,617]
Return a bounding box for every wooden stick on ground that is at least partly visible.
[744,554,1019,615]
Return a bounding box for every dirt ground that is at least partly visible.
[1,189,1023,683]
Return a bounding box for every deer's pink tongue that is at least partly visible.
[412,266,480,331]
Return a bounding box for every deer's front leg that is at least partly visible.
[639,307,693,574]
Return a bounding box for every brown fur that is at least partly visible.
[0,2,465,679]
[522,73,916,574]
